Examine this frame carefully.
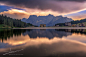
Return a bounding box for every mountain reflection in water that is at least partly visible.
[0,29,86,57]
[23,29,72,39]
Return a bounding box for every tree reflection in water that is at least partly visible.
[0,29,86,42]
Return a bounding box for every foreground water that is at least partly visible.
[0,29,86,57]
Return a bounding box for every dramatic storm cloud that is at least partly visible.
[55,0,86,2]
[0,0,86,20]
[0,0,86,13]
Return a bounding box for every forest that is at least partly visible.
[0,14,33,28]
[55,18,86,26]
[71,19,86,24]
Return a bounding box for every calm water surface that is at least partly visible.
[0,29,86,57]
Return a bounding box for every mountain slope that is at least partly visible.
[21,14,73,26]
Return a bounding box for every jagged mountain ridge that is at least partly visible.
[21,14,73,26]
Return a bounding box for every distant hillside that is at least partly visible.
[55,18,86,26]
[21,14,73,26]
[71,19,86,24]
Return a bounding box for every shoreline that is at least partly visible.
[13,27,86,29]
[1,27,86,29]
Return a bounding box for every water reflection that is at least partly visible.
[0,29,86,41]
[0,29,86,46]
[0,29,26,42]
[0,29,86,57]
[23,29,72,39]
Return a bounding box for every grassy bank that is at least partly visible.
[0,24,12,28]
[0,24,26,29]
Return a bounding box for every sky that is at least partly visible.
[0,0,86,20]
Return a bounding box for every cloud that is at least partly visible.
[0,0,86,14]
[0,0,86,20]
[0,9,30,19]
[0,8,86,20]
[0,5,25,13]
[55,0,86,2]
[67,14,86,20]
[0,8,62,19]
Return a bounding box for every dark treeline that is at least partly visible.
[26,23,38,27]
[71,19,86,24]
[55,23,65,26]
[55,18,86,26]
[0,29,26,42]
[0,14,26,28]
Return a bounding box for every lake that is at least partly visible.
[0,29,86,57]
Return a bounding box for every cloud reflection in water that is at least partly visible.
[0,29,86,57]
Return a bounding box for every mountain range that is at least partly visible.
[21,14,73,26]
